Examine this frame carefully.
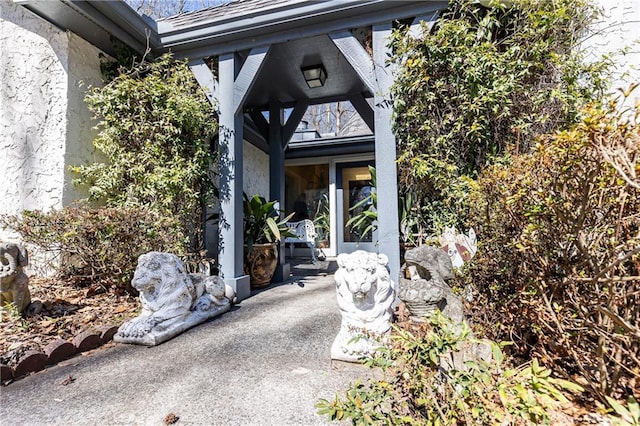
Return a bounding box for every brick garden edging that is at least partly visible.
[0,325,119,384]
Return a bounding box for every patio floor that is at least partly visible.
[0,256,373,425]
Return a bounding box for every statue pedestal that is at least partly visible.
[114,302,230,346]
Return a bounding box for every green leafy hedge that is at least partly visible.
[390,0,609,237]
[71,53,218,254]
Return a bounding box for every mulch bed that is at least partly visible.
[1,277,139,383]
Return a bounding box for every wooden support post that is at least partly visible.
[373,23,400,286]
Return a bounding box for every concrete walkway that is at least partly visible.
[1,259,370,426]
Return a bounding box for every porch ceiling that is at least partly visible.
[243,34,370,109]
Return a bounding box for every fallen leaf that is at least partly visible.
[61,375,75,386]
[164,413,179,425]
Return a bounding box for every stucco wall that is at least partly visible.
[64,33,104,205]
[585,1,640,105]
[0,1,68,224]
[0,2,103,241]
[243,140,270,199]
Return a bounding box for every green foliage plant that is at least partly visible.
[606,396,640,426]
[317,310,582,425]
[71,53,218,255]
[243,194,294,255]
[346,166,378,240]
[468,92,639,402]
[390,0,610,237]
[345,167,426,246]
[1,205,182,293]
[313,192,331,243]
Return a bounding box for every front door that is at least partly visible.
[336,162,377,254]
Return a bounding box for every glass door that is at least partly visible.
[284,163,330,256]
[337,162,377,254]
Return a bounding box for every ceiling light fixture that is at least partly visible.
[301,64,327,88]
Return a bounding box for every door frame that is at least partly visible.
[285,153,377,258]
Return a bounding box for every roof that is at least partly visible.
[17,0,445,150]
[156,0,445,58]
[157,0,300,27]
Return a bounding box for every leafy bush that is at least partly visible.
[390,0,609,237]
[71,53,218,255]
[317,311,581,425]
[468,96,639,401]
[1,205,183,293]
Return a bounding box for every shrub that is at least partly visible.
[317,311,582,425]
[1,205,183,293]
[390,0,609,237]
[71,53,218,255]
[468,95,639,401]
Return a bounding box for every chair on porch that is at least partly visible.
[284,219,317,262]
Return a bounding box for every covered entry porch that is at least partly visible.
[168,1,445,299]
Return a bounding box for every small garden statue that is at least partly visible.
[114,252,234,346]
[439,226,477,269]
[399,245,491,370]
[398,245,462,323]
[331,251,395,362]
[0,242,31,315]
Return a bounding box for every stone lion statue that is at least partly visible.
[114,252,233,346]
[331,250,395,362]
[0,242,31,315]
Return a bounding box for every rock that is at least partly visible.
[44,340,76,364]
[26,300,43,316]
[1,364,13,383]
[14,350,47,378]
[98,325,119,343]
[73,331,102,352]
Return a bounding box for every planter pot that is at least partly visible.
[245,243,278,288]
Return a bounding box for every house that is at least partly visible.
[1,0,638,300]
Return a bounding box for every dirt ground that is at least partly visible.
[1,277,139,368]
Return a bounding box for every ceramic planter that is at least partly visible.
[245,243,278,288]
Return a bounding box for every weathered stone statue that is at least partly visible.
[398,246,463,323]
[331,250,395,362]
[399,245,491,370]
[114,252,233,346]
[0,242,31,315]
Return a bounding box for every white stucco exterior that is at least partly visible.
[585,1,640,105]
[242,140,269,199]
[0,1,103,241]
[1,0,636,248]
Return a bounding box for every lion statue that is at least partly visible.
[331,250,395,362]
[114,252,234,346]
[0,242,31,315]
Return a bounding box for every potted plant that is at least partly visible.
[313,192,330,249]
[243,194,294,288]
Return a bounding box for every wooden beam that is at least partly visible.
[408,10,440,39]
[372,22,400,289]
[282,99,309,148]
[233,45,270,115]
[189,59,218,106]
[329,31,375,94]
[248,109,269,140]
[348,93,374,132]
